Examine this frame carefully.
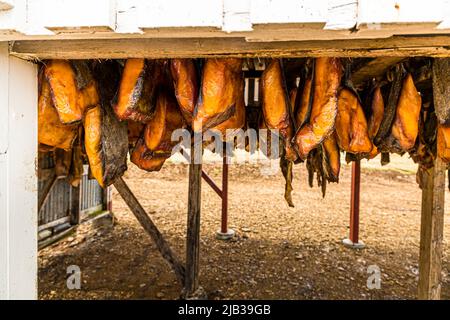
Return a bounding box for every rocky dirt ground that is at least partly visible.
[38,155,450,300]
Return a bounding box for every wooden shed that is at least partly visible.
[0,0,449,300]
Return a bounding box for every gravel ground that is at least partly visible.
[38,155,450,300]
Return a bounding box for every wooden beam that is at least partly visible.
[418,158,446,300]
[185,150,202,296]
[113,176,185,285]
[351,57,405,87]
[10,35,450,60]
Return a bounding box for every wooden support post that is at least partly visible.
[69,185,81,225]
[185,142,202,296]
[113,177,185,285]
[417,58,450,300]
[418,158,445,299]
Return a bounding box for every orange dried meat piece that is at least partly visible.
[212,80,246,137]
[322,133,340,182]
[295,77,312,128]
[193,58,242,132]
[114,59,162,122]
[294,58,342,159]
[437,124,450,162]
[170,59,198,123]
[83,106,104,186]
[38,79,78,150]
[131,138,168,172]
[391,73,421,151]
[335,88,373,154]
[144,90,185,154]
[261,59,297,161]
[45,60,83,124]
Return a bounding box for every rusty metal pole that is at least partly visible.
[343,159,365,249]
[216,142,235,240]
[221,144,229,234]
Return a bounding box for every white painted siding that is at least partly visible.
[1,0,450,40]
[0,42,37,300]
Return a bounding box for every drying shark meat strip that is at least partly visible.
[44,60,101,125]
[437,124,450,162]
[83,106,103,186]
[144,90,185,155]
[368,86,385,139]
[38,78,78,150]
[289,87,298,113]
[390,73,421,151]
[294,57,342,159]
[416,105,436,169]
[261,59,298,162]
[335,88,373,155]
[280,156,294,207]
[374,66,404,146]
[114,58,162,122]
[84,62,129,187]
[212,80,246,138]
[294,76,312,129]
[131,137,168,172]
[84,103,128,187]
[258,115,278,159]
[44,60,82,124]
[321,133,340,182]
[170,59,198,123]
[193,58,242,132]
[306,149,327,197]
[366,86,385,159]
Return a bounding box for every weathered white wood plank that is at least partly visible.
[223,0,252,32]
[358,0,445,24]
[250,0,327,24]
[28,0,116,33]
[0,0,26,35]
[132,0,223,29]
[324,0,357,30]
[0,42,9,300]
[357,0,447,37]
[0,43,38,299]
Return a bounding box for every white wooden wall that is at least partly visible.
[1,0,450,41]
[0,42,37,300]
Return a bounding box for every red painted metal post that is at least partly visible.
[221,143,229,234]
[349,159,361,244]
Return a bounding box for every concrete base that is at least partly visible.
[342,238,365,249]
[216,228,235,240]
